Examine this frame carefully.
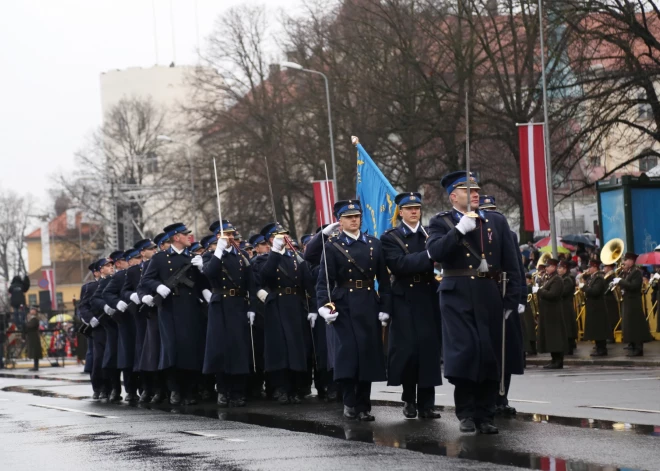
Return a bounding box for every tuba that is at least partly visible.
[601,238,624,303]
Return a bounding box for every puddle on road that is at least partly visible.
[2,385,90,400]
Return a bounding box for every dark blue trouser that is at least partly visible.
[91,328,110,393]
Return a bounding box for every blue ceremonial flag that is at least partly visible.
[355,139,397,237]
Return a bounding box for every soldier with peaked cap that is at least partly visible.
[426,172,520,434]
[479,195,525,417]
[89,257,116,402]
[141,223,207,405]
[258,221,318,404]
[535,258,567,369]
[202,219,257,406]
[317,200,392,421]
[136,233,170,403]
[581,259,612,356]
[381,192,442,420]
[558,260,578,355]
[611,252,653,356]
[246,232,269,397]
[77,261,101,397]
[99,250,130,402]
[120,239,158,402]
[602,263,620,333]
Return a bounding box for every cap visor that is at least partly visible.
[400,203,422,208]
[454,184,481,190]
[340,210,362,217]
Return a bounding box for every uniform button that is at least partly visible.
[405,244,408,247]
[350,289,353,292]
[224,295,227,298]
[410,284,413,287]
[349,279,352,282]
[367,287,370,290]
[489,252,492,255]
[278,277,281,280]
[170,268,173,271]
[469,265,473,269]
[466,253,470,257]
[349,269,352,272]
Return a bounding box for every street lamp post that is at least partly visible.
[280,61,338,197]
[157,135,198,237]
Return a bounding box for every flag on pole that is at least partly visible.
[312,180,336,227]
[518,123,550,232]
[355,139,397,237]
[41,268,56,310]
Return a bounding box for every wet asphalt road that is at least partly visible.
[1,366,659,471]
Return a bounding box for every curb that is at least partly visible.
[526,358,660,367]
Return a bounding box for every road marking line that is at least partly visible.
[579,405,660,414]
[573,377,659,383]
[508,399,551,404]
[30,404,118,418]
[181,431,245,442]
[0,398,9,401]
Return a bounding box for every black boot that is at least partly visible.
[477,421,499,434]
[169,391,182,406]
[459,418,476,433]
[138,390,152,403]
[403,402,417,419]
[150,390,164,404]
[109,389,122,402]
[217,393,229,407]
[418,409,441,419]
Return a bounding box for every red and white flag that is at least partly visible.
[518,123,550,232]
[41,268,57,310]
[312,180,336,227]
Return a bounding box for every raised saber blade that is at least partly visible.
[500,271,507,396]
[212,158,224,237]
[465,92,478,218]
[264,156,277,221]
[322,162,333,225]
[319,209,335,321]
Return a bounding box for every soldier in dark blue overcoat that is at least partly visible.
[246,233,268,398]
[136,233,170,403]
[89,257,116,402]
[77,262,100,397]
[120,238,158,403]
[141,223,207,405]
[258,222,318,404]
[479,195,525,417]
[202,220,256,407]
[317,200,392,421]
[426,172,520,434]
[381,192,442,420]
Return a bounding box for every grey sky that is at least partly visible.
[0,0,299,210]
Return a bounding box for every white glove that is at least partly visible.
[272,237,285,253]
[130,292,141,305]
[579,282,585,289]
[202,289,212,303]
[612,277,621,285]
[504,309,512,320]
[214,237,229,259]
[518,304,525,314]
[156,284,171,298]
[323,222,340,236]
[191,255,203,271]
[653,273,660,281]
[90,317,100,328]
[378,312,390,326]
[141,295,155,307]
[532,286,539,294]
[103,304,116,316]
[247,311,255,325]
[116,300,128,312]
[318,305,338,323]
[257,289,268,303]
[307,312,317,328]
[455,214,477,235]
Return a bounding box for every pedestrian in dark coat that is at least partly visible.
[581,260,612,355]
[612,253,653,356]
[259,222,318,405]
[100,251,129,402]
[317,200,392,422]
[25,308,42,371]
[381,192,441,420]
[88,258,115,401]
[8,275,30,328]
[558,263,578,354]
[426,174,521,435]
[535,259,567,368]
[140,223,206,405]
[202,220,256,407]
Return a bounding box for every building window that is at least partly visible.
[28,294,37,307]
[56,292,64,309]
[639,155,658,172]
[638,94,653,120]
[145,152,158,173]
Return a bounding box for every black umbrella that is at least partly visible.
[561,234,595,247]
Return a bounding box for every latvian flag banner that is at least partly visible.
[312,180,336,227]
[518,123,550,232]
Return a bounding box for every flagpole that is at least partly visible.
[538,0,558,258]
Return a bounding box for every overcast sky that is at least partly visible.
[0,0,299,210]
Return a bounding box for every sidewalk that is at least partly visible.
[526,340,660,367]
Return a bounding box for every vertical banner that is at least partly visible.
[312,180,336,227]
[518,123,550,232]
[41,269,57,310]
[41,220,51,267]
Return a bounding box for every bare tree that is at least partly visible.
[0,187,33,306]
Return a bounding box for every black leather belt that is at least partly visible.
[274,287,299,296]
[442,269,501,280]
[341,279,375,289]
[398,273,435,283]
[213,288,247,297]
